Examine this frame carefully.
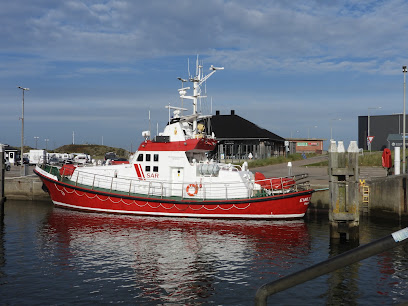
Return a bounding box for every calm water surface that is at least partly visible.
[0,200,408,305]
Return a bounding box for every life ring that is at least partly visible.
[186,184,198,196]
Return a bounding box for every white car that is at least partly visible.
[74,155,88,164]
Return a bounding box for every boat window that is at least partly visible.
[145,165,150,172]
[146,154,151,161]
[137,154,143,161]
[153,166,158,172]
[154,154,159,162]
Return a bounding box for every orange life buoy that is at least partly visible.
[186,184,198,196]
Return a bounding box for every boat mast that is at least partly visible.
[181,57,224,134]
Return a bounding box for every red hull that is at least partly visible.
[35,169,313,219]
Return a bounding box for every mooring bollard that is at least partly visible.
[328,140,359,240]
[395,147,401,175]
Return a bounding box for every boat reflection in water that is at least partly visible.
[3,201,408,304]
[43,208,310,304]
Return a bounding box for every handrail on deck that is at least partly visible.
[45,164,309,199]
[254,227,408,305]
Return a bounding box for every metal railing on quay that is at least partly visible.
[254,227,408,306]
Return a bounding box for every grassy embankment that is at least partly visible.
[248,151,387,168]
[247,153,318,168]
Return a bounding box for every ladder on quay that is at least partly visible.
[362,184,370,214]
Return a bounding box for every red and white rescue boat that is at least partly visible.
[34,60,313,219]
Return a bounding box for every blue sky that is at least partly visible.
[1,0,407,151]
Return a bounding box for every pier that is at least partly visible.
[3,165,50,201]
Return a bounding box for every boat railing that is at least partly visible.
[254,173,310,195]
[60,167,253,200]
[58,166,309,200]
[218,163,242,171]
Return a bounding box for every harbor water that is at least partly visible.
[1,200,408,305]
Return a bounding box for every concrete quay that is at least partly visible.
[4,165,50,201]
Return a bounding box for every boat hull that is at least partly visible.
[35,168,313,219]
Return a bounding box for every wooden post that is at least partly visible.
[0,144,6,218]
[329,141,360,240]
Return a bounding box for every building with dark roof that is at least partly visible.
[3,145,19,164]
[358,114,406,151]
[210,110,285,160]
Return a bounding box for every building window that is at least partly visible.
[153,166,158,172]
[145,165,150,172]
[146,154,151,161]
[154,154,159,162]
[137,154,143,161]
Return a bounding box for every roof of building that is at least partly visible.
[387,134,404,141]
[210,111,284,142]
[287,138,326,141]
[3,145,19,152]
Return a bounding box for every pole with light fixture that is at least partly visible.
[403,66,407,174]
[18,86,29,175]
[330,118,341,140]
[367,107,382,152]
[34,136,39,149]
[307,126,318,138]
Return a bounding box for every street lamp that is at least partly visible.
[330,118,341,140]
[18,86,29,175]
[34,136,39,149]
[367,106,382,152]
[403,66,407,173]
[307,125,318,138]
[45,139,49,150]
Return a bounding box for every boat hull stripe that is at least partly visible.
[52,201,304,219]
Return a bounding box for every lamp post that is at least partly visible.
[403,66,407,174]
[34,136,39,149]
[330,118,341,140]
[307,125,318,138]
[367,106,382,152]
[45,139,49,150]
[18,86,29,175]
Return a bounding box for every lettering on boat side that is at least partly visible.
[300,197,310,205]
[146,173,159,179]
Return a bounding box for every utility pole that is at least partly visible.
[18,86,29,176]
[403,66,407,174]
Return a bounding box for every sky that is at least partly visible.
[1,0,407,152]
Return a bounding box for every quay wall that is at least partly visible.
[5,175,50,201]
[310,188,329,210]
[368,175,408,219]
[309,176,408,220]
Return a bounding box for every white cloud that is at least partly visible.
[1,0,408,73]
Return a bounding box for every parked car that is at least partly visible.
[105,152,118,161]
[4,159,11,171]
[16,157,29,166]
[48,156,60,165]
